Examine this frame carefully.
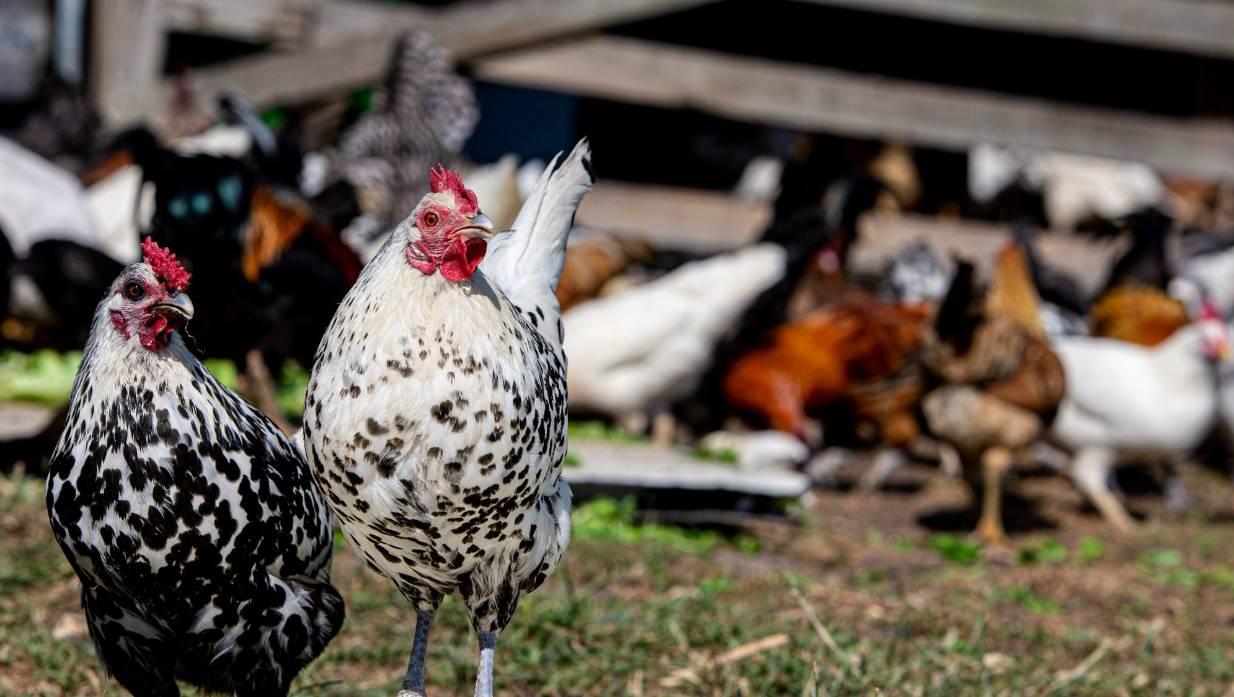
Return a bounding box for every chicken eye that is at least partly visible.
[124,282,145,301]
[423,211,439,227]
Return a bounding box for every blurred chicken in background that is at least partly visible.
[1049,300,1228,532]
[921,244,1065,544]
[565,243,786,441]
[1088,208,1189,346]
[332,30,478,247]
[105,119,360,427]
[723,299,930,449]
[556,232,655,312]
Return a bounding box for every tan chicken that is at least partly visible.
[921,243,1066,544]
[555,233,654,311]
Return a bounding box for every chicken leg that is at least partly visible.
[976,447,1012,545]
[473,631,498,697]
[1070,447,1135,533]
[397,610,436,697]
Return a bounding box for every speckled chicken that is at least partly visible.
[336,30,478,230]
[45,239,343,697]
[303,141,591,697]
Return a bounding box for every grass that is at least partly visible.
[0,351,82,406]
[0,351,310,420]
[8,466,1234,695]
[567,420,648,444]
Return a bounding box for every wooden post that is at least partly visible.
[90,0,166,129]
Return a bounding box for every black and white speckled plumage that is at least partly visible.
[338,30,478,227]
[303,142,591,679]
[46,264,343,697]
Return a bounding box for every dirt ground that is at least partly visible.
[5,457,1234,696]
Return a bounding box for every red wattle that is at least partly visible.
[140,315,170,351]
[439,237,487,282]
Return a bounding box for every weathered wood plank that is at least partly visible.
[579,181,770,253]
[91,0,167,128]
[578,182,1127,293]
[565,441,810,498]
[163,0,321,47]
[175,0,716,112]
[473,36,1234,181]
[851,212,1128,298]
[797,0,1234,60]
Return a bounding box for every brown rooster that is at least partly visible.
[921,243,1065,544]
[722,297,930,445]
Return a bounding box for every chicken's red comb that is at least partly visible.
[141,237,191,291]
[429,164,479,216]
[1202,297,1222,321]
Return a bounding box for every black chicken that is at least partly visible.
[106,125,361,424]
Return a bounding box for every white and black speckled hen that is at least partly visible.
[303,140,592,697]
[45,238,343,697]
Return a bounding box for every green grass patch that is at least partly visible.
[567,420,648,444]
[927,533,982,566]
[0,350,82,406]
[995,585,1060,614]
[571,497,720,555]
[691,445,740,465]
[1018,538,1068,565]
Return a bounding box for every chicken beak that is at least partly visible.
[154,292,195,322]
[457,212,495,240]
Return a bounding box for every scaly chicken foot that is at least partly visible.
[397,609,436,697]
[473,631,498,697]
[976,447,1012,546]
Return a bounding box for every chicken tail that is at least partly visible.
[988,240,1046,338]
[481,139,593,347]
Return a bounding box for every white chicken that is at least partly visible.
[970,144,1164,230]
[1049,302,1229,530]
[563,243,786,433]
[1172,240,1234,319]
[0,137,97,255]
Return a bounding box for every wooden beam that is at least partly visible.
[163,0,322,48]
[175,0,716,113]
[851,212,1128,299]
[91,0,167,128]
[795,0,1234,60]
[473,36,1234,181]
[578,181,769,253]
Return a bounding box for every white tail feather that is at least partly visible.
[480,139,592,347]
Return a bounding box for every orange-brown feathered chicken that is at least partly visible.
[1089,285,1189,347]
[722,298,931,444]
[1087,208,1188,347]
[921,243,1066,544]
